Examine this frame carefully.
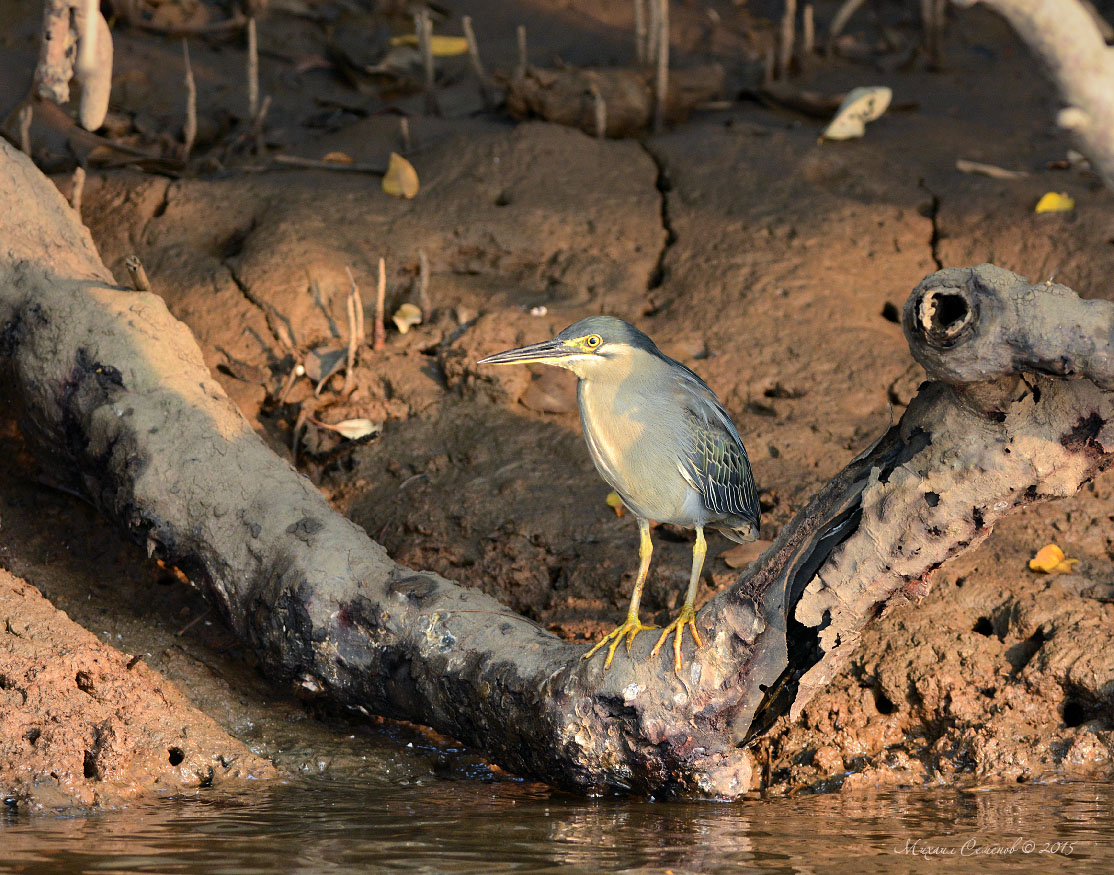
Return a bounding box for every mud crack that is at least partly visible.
[919,180,944,270]
[640,142,677,303]
[222,258,295,352]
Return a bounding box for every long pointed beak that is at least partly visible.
[477,338,574,366]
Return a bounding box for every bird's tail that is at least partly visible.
[715,519,759,544]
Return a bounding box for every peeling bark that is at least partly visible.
[2,141,1112,797]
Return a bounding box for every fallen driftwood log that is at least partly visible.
[2,139,1112,797]
[505,65,724,138]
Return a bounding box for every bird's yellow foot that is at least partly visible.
[651,604,704,673]
[583,615,658,669]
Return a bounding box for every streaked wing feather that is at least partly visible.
[671,366,760,525]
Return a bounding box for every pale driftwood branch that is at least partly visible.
[958,0,1114,189]
[34,0,113,131]
[3,140,1113,797]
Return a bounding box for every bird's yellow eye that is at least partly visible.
[585,335,602,349]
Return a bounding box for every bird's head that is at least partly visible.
[477,316,656,379]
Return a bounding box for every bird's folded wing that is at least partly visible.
[673,374,760,523]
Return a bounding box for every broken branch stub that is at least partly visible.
[2,137,1113,797]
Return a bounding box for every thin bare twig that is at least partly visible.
[373,257,387,351]
[247,16,259,122]
[252,93,271,153]
[125,255,151,291]
[778,0,797,78]
[270,154,386,174]
[70,166,85,215]
[828,0,867,55]
[176,607,211,637]
[516,25,527,80]
[647,0,660,66]
[291,405,309,465]
[415,11,439,116]
[417,250,431,320]
[182,39,197,160]
[17,104,31,156]
[342,266,363,398]
[955,158,1029,180]
[462,16,493,111]
[398,116,411,152]
[653,0,669,132]
[802,4,815,56]
[634,0,648,64]
[590,83,607,138]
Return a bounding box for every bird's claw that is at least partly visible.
[651,604,704,673]
[583,615,658,669]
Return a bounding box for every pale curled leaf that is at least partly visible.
[821,86,892,141]
[392,302,423,334]
[312,418,381,440]
[382,152,419,199]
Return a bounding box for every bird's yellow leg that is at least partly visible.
[583,518,658,669]
[652,526,707,673]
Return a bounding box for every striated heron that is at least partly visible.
[478,316,760,672]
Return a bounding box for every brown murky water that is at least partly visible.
[3,730,1112,874]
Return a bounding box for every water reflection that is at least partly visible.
[3,775,1112,873]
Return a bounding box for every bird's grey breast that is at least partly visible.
[576,352,700,523]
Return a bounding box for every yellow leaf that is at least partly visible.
[1029,543,1070,573]
[382,152,419,199]
[1034,192,1074,213]
[389,34,470,56]
[322,151,353,164]
[605,491,626,517]
[392,302,423,334]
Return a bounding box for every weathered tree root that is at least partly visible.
[2,141,1112,797]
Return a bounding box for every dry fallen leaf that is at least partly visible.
[821,86,892,141]
[311,418,381,440]
[392,302,423,334]
[1029,543,1078,574]
[721,539,774,569]
[322,151,354,163]
[605,491,626,518]
[389,34,470,56]
[1034,191,1075,213]
[382,152,419,199]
